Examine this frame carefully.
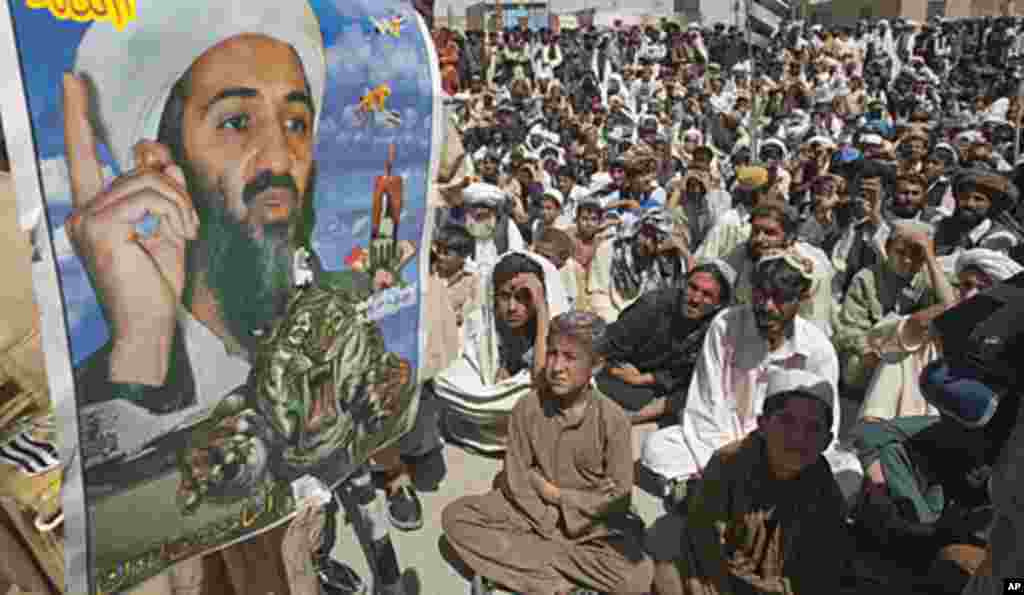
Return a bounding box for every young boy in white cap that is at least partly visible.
[650,368,848,595]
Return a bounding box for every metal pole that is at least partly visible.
[747,0,758,160]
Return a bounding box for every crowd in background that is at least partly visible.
[421,14,1024,595]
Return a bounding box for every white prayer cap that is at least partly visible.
[806,135,836,150]
[860,133,884,147]
[956,130,987,145]
[74,0,326,172]
[462,182,506,209]
[955,248,1024,281]
[764,368,834,416]
[760,137,789,159]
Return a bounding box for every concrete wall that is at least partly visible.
[807,0,928,25]
[944,0,1024,16]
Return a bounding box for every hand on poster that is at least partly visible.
[281,500,326,572]
[63,75,196,387]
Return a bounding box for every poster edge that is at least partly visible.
[0,1,92,593]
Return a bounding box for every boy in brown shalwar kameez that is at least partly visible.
[651,369,849,595]
[442,312,654,595]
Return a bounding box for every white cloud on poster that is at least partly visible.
[332,0,411,19]
[325,21,432,100]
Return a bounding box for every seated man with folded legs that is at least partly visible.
[651,369,849,595]
[596,261,735,424]
[641,249,861,510]
[443,312,654,595]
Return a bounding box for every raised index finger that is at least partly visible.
[63,73,106,209]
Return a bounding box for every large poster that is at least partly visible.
[0,0,441,592]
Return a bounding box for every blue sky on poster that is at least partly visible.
[8,0,435,365]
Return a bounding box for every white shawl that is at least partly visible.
[433,251,570,451]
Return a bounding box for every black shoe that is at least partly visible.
[318,558,367,594]
[386,484,423,531]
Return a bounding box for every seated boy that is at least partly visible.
[650,368,848,595]
[442,312,654,595]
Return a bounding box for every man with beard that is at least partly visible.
[640,251,860,511]
[64,5,414,592]
[721,200,836,336]
[461,182,526,274]
[694,166,772,263]
[933,169,1022,264]
[888,171,947,225]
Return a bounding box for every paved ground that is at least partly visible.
[328,422,668,595]
[326,397,942,595]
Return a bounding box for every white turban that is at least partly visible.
[760,137,789,159]
[74,0,326,172]
[955,130,987,146]
[462,182,507,209]
[955,249,1024,282]
[806,135,836,150]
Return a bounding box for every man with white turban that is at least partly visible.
[61,2,408,593]
[954,248,1024,300]
[461,182,526,275]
